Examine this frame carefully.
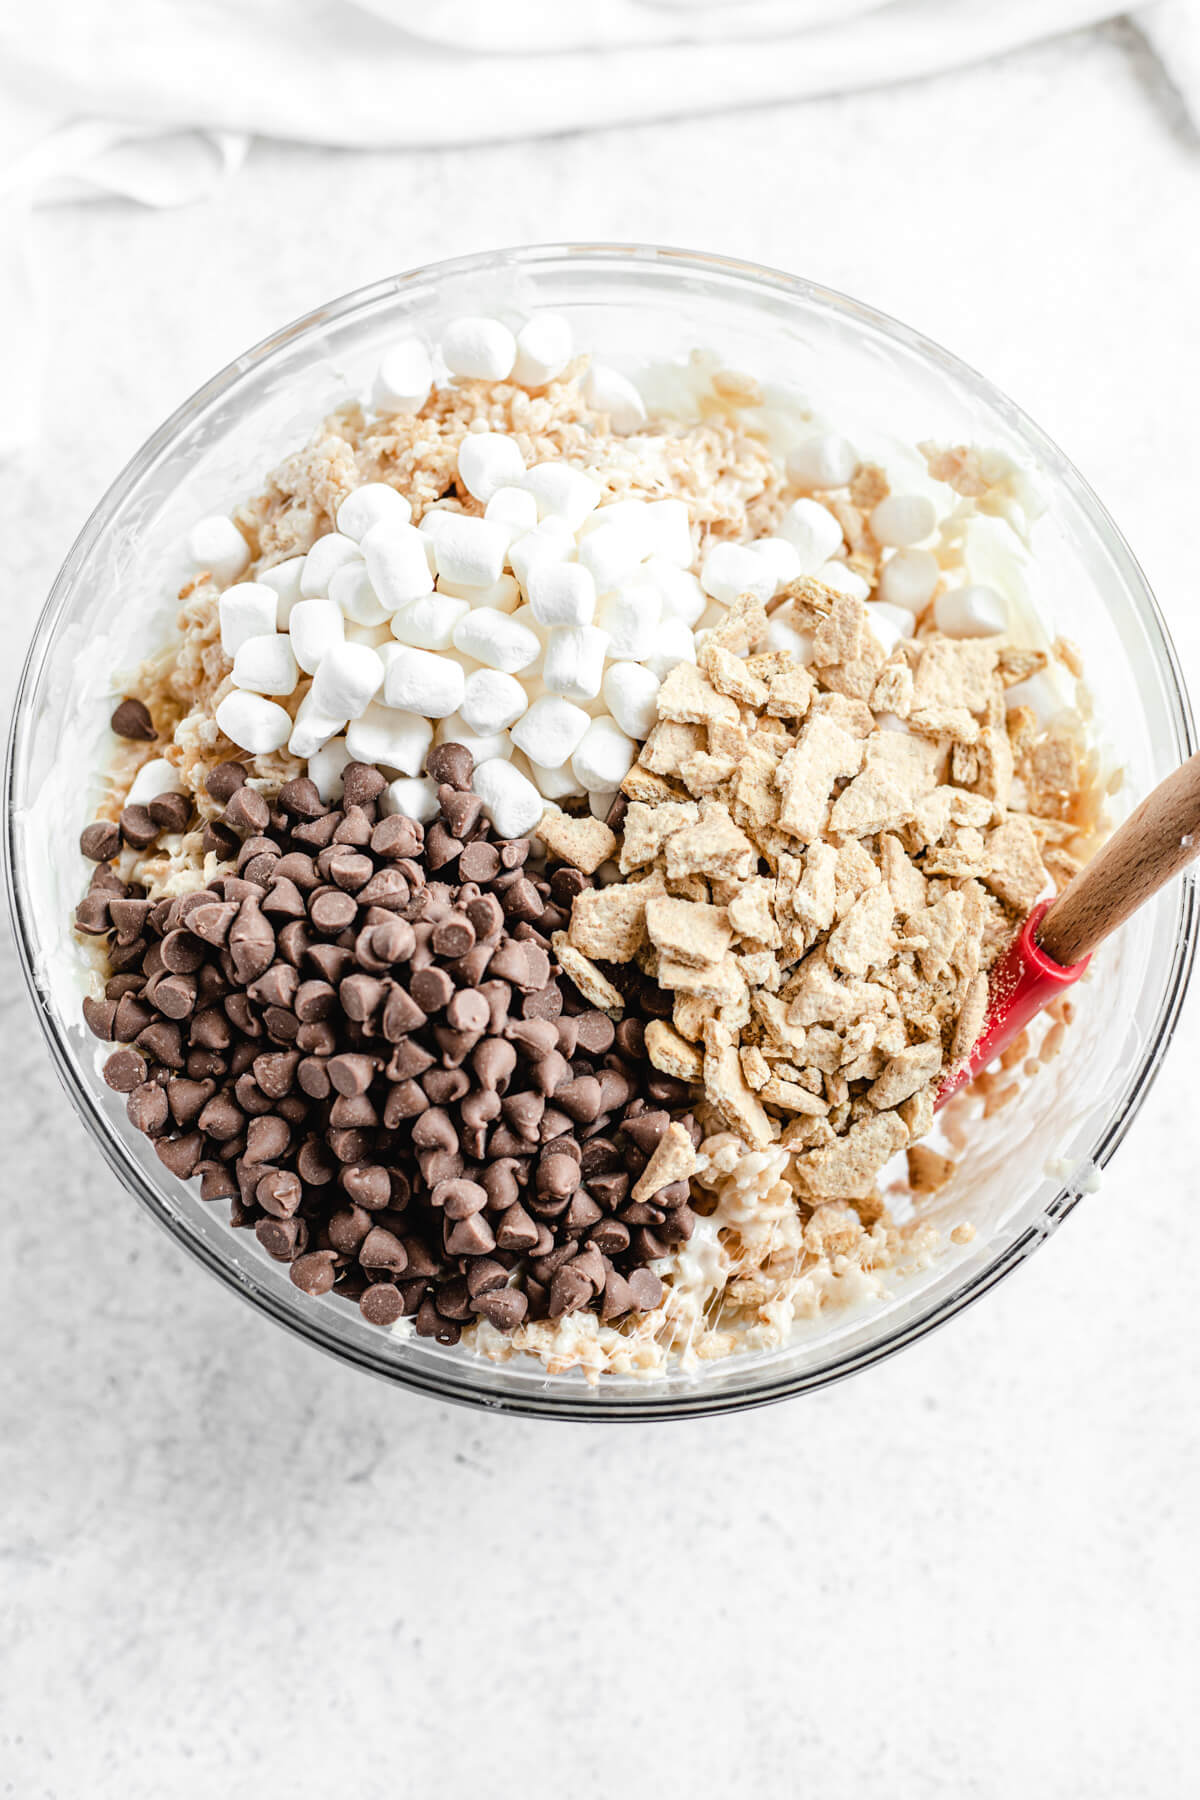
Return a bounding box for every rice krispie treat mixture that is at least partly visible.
[71,310,1105,1380]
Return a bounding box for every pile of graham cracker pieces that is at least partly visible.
[546,577,1092,1209]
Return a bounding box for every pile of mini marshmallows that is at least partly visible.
[189,313,1011,838]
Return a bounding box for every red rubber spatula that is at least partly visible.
[937,749,1200,1107]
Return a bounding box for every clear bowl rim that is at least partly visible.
[6,240,1196,1422]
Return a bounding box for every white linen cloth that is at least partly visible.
[3,1,1197,160]
[0,0,1196,451]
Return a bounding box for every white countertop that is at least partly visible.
[3,23,1199,1798]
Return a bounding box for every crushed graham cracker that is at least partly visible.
[538,810,617,876]
[600,572,1103,1215]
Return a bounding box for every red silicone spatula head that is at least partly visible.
[935,900,1089,1109]
[935,747,1200,1109]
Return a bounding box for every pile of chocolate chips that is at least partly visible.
[76,743,701,1342]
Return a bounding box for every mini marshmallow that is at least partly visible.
[447,647,486,682]
[510,605,548,657]
[766,611,815,663]
[310,642,384,719]
[1005,672,1065,727]
[749,536,804,591]
[417,507,458,543]
[380,776,441,824]
[362,520,435,610]
[187,516,250,585]
[644,499,693,568]
[866,602,917,657]
[485,486,539,537]
[431,515,510,590]
[452,608,541,674]
[878,547,940,614]
[215,691,292,755]
[520,463,601,531]
[232,633,300,697]
[602,661,661,740]
[579,497,654,547]
[875,600,916,638]
[527,561,596,628]
[934,583,1009,638]
[346,703,434,776]
[336,483,412,541]
[595,577,662,660]
[383,648,466,719]
[778,499,844,573]
[818,561,872,602]
[700,542,777,607]
[219,583,277,658]
[257,556,306,626]
[526,757,586,801]
[648,560,707,626]
[460,668,529,735]
[441,316,517,382]
[308,736,353,804]
[512,313,573,387]
[543,624,609,701]
[329,561,390,627]
[299,533,361,598]
[126,758,183,809]
[345,621,393,649]
[457,431,525,504]
[373,338,434,414]
[785,433,859,492]
[390,592,471,650]
[288,691,346,758]
[510,695,591,767]
[588,790,618,822]
[584,364,647,433]
[436,715,514,765]
[472,757,543,838]
[643,617,698,681]
[578,518,649,593]
[508,518,575,590]
[289,598,345,674]
[870,494,937,548]
[436,574,521,614]
[571,716,637,792]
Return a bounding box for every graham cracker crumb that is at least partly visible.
[618,799,699,873]
[638,720,708,781]
[632,1122,701,1202]
[701,1019,776,1148]
[658,661,741,728]
[777,711,865,841]
[539,810,617,875]
[645,1020,705,1082]
[665,801,756,882]
[793,1110,908,1199]
[699,642,769,708]
[566,882,650,963]
[645,894,733,968]
[908,1145,957,1195]
[552,934,626,1014]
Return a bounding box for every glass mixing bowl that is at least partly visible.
[6,245,1195,1419]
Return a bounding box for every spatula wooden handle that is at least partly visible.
[1036,749,1200,967]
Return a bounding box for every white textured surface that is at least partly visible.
[3,27,1199,1799]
